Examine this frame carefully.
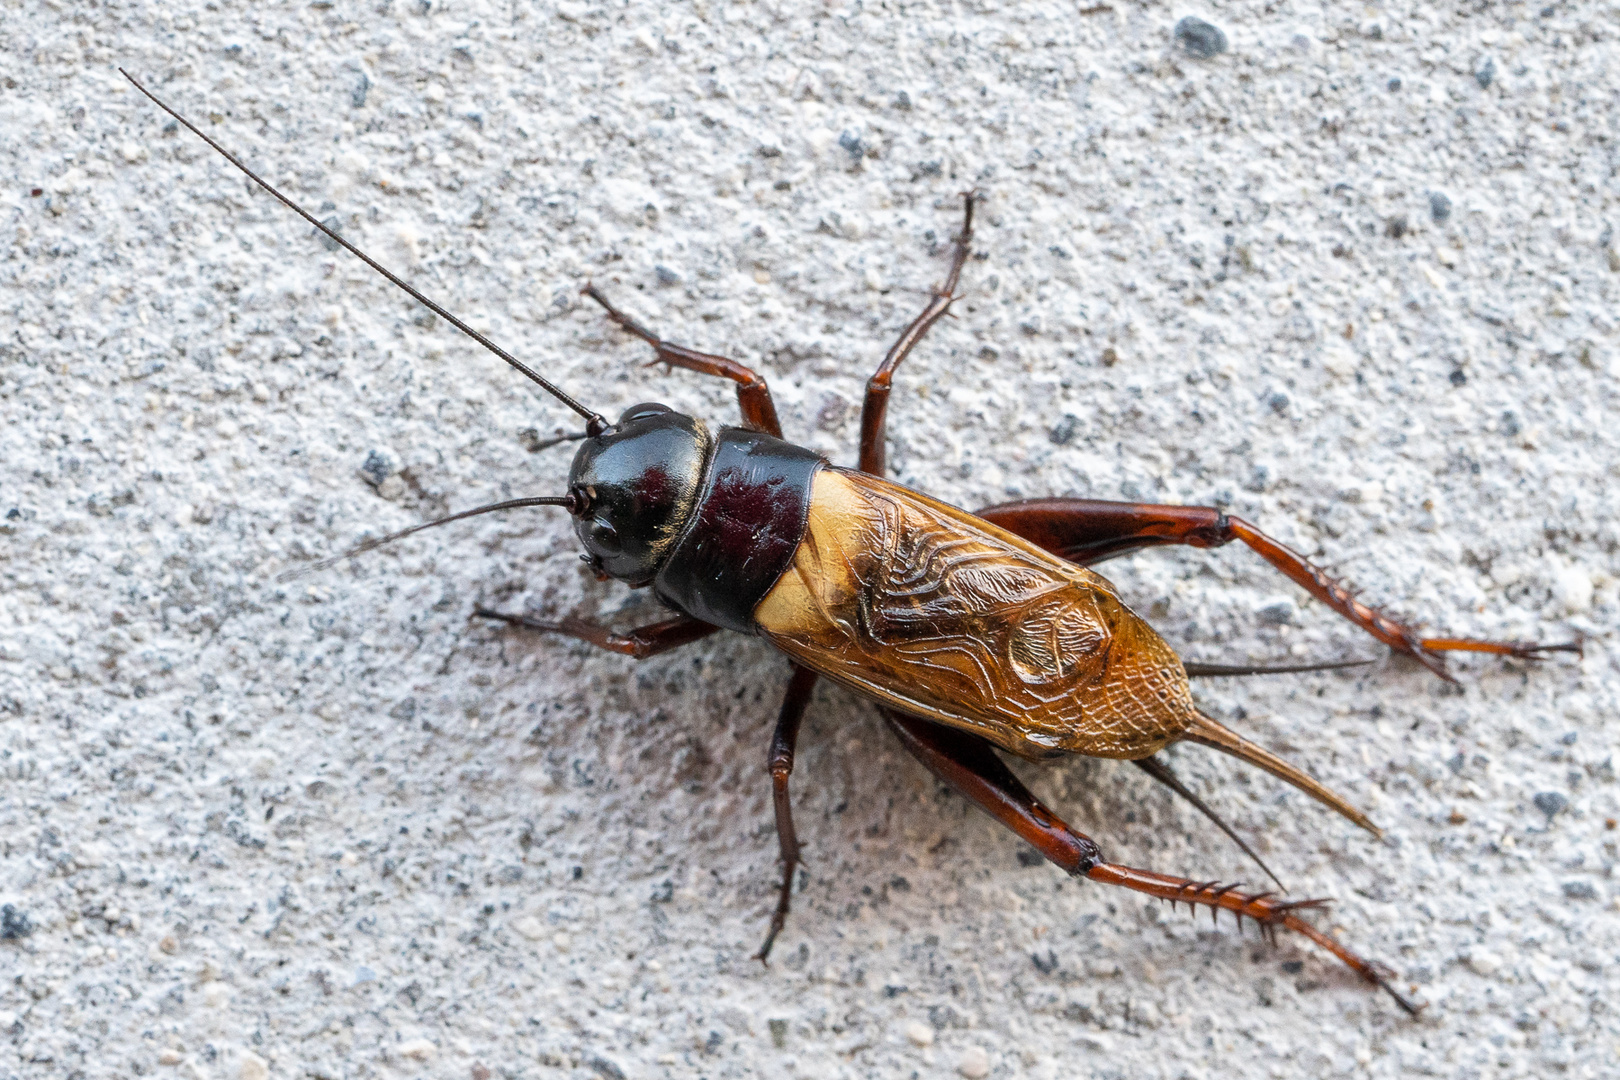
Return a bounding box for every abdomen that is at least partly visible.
[752,469,1198,761]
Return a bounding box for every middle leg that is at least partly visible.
[976,497,1576,679]
[883,709,1420,1014]
[756,664,819,962]
[858,193,977,476]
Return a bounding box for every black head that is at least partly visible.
[567,403,711,585]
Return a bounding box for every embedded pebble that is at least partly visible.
[513,916,547,940]
[0,905,33,940]
[1534,792,1569,819]
[398,1038,437,1061]
[238,1050,269,1080]
[1174,17,1228,59]
[905,1021,934,1048]
[1255,597,1298,626]
[360,449,396,487]
[959,1047,991,1079]
[1553,566,1593,613]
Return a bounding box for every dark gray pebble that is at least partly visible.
[1175,17,1228,60]
[360,449,396,487]
[1533,791,1568,818]
[1429,192,1452,222]
[1256,600,1297,626]
[1475,58,1495,89]
[1561,881,1597,900]
[0,904,32,940]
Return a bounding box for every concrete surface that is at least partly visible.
[3,2,1618,1078]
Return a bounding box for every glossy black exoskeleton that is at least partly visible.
[567,403,711,585]
[569,403,823,633]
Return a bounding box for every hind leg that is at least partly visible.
[858,193,977,476]
[976,498,1577,680]
[883,709,1422,1015]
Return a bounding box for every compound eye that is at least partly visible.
[618,402,673,424]
[589,519,622,554]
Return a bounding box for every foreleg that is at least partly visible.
[582,284,782,437]
[472,608,717,658]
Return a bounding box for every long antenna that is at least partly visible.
[277,495,575,581]
[120,69,606,436]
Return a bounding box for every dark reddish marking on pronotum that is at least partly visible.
[655,428,822,633]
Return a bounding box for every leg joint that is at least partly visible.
[1190,511,1236,548]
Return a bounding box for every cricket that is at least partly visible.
[121,69,1578,1018]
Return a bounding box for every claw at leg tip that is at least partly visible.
[1384,980,1427,1017]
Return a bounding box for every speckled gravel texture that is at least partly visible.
[3,2,1618,1078]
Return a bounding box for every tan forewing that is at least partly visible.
[754,469,1198,760]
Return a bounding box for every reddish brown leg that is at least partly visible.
[884,710,1422,1015]
[858,193,977,476]
[472,608,717,658]
[581,284,782,437]
[756,664,819,962]
[977,498,1577,680]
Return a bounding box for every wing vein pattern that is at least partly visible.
[754,469,1198,760]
